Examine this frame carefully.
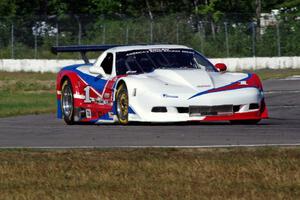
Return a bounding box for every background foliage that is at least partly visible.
[0,0,299,58]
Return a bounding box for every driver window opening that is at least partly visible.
[101,53,113,74]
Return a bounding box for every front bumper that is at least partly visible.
[128,87,268,122]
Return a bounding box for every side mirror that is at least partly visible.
[89,65,107,77]
[215,63,227,72]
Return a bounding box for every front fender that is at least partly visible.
[56,69,88,119]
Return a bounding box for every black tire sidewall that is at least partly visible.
[61,79,75,125]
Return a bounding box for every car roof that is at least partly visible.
[108,44,191,52]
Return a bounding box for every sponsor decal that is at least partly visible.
[86,109,92,118]
[103,93,110,98]
[163,94,179,98]
[197,85,212,88]
[108,112,114,118]
[132,88,137,96]
[239,81,248,85]
[125,49,194,56]
[74,93,85,99]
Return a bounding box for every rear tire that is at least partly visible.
[230,119,261,125]
[61,79,75,125]
[116,84,129,125]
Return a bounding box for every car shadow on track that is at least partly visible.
[73,121,271,126]
[126,121,271,126]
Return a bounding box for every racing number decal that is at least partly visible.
[83,78,116,105]
[84,86,92,103]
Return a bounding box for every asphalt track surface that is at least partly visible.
[0,78,299,148]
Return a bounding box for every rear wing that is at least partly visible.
[51,45,121,64]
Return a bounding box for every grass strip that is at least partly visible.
[0,147,299,199]
[0,72,56,118]
[0,91,56,117]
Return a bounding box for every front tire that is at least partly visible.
[61,79,75,125]
[116,84,129,125]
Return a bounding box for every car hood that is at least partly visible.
[127,69,249,95]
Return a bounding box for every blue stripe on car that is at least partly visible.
[62,64,108,93]
[57,99,62,119]
[188,74,254,99]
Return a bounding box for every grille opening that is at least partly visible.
[76,108,86,118]
[249,103,259,110]
[151,107,167,113]
[233,105,240,112]
[177,107,189,113]
[189,105,233,116]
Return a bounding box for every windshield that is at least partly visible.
[116,48,216,75]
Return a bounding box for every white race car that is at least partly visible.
[53,44,268,125]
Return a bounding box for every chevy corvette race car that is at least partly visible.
[52,44,268,125]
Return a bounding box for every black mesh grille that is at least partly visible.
[189,105,233,116]
[233,105,240,112]
[151,107,167,113]
[177,107,189,113]
[249,103,259,110]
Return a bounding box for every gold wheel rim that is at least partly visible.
[117,90,128,124]
[120,93,128,116]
